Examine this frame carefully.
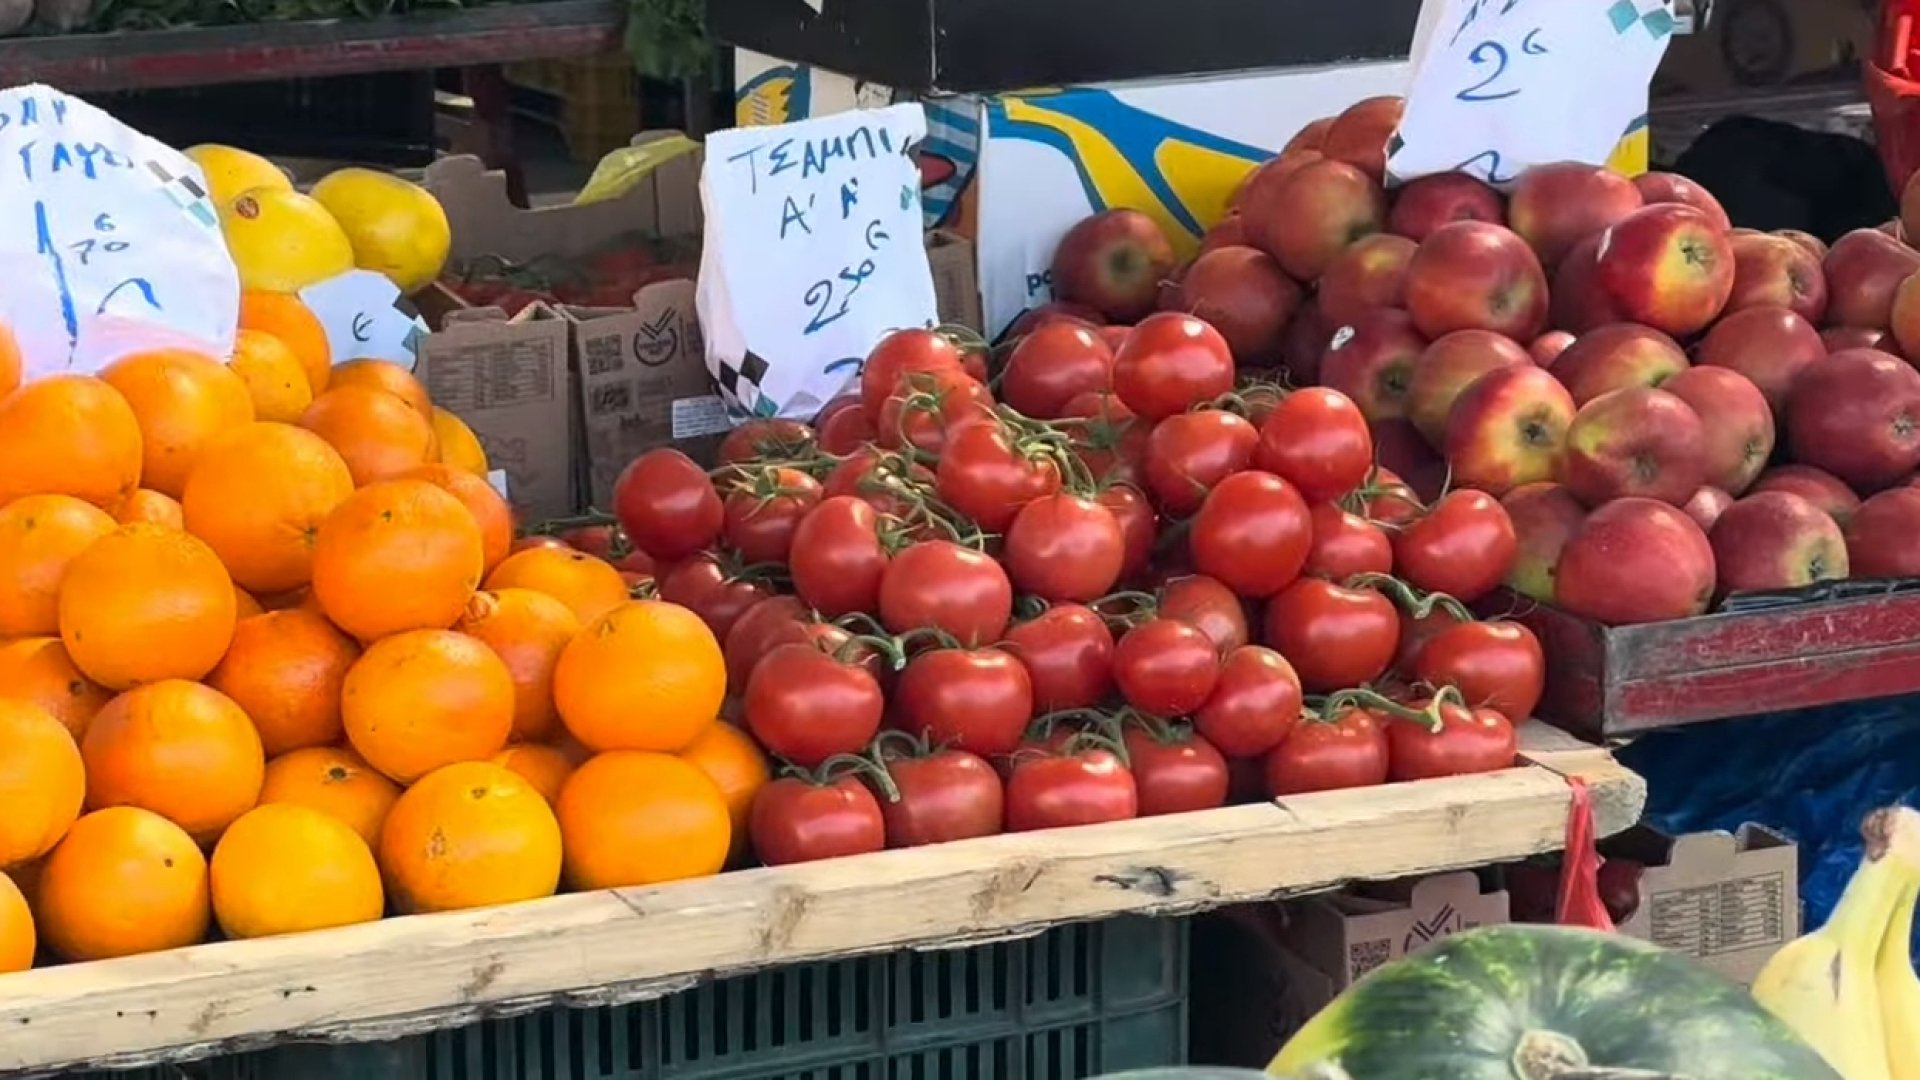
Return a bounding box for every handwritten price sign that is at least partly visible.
[1387,0,1677,186]
[696,102,938,421]
[0,84,239,380]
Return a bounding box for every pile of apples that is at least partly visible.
[1040,95,1920,626]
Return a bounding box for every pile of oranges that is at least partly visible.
[0,295,758,974]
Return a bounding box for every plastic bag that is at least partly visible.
[1555,776,1617,931]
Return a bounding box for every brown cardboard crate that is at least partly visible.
[1607,824,1799,985]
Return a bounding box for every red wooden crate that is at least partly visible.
[1509,585,1920,740]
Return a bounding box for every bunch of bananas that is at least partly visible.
[1753,806,1920,1080]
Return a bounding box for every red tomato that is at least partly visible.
[1262,578,1400,693]
[1394,490,1518,603]
[1142,410,1260,516]
[823,449,934,519]
[750,775,886,866]
[511,534,573,555]
[1364,466,1425,526]
[1157,574,1249,654]
[1004,604,1116,711]
[1394,607,1458,673]
[1254,388,1375,503]
[1189,471,1313,598]
[559,524,620,559]
[744,643,885,767]
[657,555,773,642]
[1001,321,1115,419]
[1123,726,1230,816]
[1007,301,1106,338]
[1303,503,1393,580]
[611,448,724,560]
[860,328,966,417]
[1099,484,1159,580]
[892,647,1035,756]
[878,540,1014,645]
[1062,392,1149,487]
[1412,620,1546,722]
[721,467,823,564]
[723,595,808,693]
[614,547,655,576]
[717,418,815,464]
[876,368,997,455]
[1385,701,1518,781]
[1195,645,1303,758]
[1004,493,1125,603]
[788,497,891,616]
[1113,618,1221,717]
[816,398,877,454]
[1006,748,1139,831]
[1264,710,1391,795]
[1098,325,1133,351]
[1111,313,1235,420]
[876,748,1006,847]
[935,423,1063,532]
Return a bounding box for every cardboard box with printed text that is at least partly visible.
[1604,824,1799,985]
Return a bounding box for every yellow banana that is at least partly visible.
[1879,873,1920,1080]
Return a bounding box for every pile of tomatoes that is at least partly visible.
[604,311,1547,867]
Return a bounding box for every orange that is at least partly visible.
[83,680,265,843]
[402,463,512,572]
[182,422,354,595]
[0,637,111,739]
[259,746,399,848]
[377,761,561,915]
[328,359,432,417]
[210,803,383,940]
[484,546,629,626]
[432,407,488,476]
[0,374,143,510]
[228,328,314,423]
[342,629,514,784]
[58,524,237,690]
[206,610,361,757]
[456,589,579,742]
[679,721,771,860]
[0,700,85,868]
[0,872,30,973]
[114,489,184,529]
[239,290,332,395]
[0,323,20,400]
[311,480,484,641]
[554,600,723,753]
[298,385,436,485]
[233,585,266,619]
[556,752,729,890]
[36,806,209,962]
[100,348,256,498]
[491,744,575,806]
[0,494,116,638]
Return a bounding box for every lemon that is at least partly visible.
[186,145,292,207]
[310,168,452,296]
[431,406,489,477]
[218,187,355,293]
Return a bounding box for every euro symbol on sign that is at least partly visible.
[351,312,373,343]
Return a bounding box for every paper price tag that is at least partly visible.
[696,102,938,421]
[1388,0,1677,186]
[298,268,429,371]
[0,84,239,380]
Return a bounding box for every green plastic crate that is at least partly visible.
[77,917,1187,1080]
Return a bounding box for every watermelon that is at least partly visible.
[1269,925,1839,1080]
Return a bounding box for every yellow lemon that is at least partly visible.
[431,407,489,477]
[186,145,292,207]
[228,329,315,423]
[310,168,452,296]
[219,188,355,293]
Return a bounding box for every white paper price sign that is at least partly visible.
[298,268,429,371]
[0,84,239,380]
[1387,0,1677,186]
[696,102,938,421]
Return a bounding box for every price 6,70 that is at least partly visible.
[801,218,890,337]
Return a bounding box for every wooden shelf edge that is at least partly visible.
[0,725,1643,1074]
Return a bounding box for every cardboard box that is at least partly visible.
[926,230,983,333]
[1605,824,1800,985]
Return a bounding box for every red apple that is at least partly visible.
[1750,465,1863,526]
[1234,152,1319,214]
[1660,366,1776,495]
[1369,417,1444,501]
[1776,229,1828,260]
[1549,233,1623,334]
[1279,298,1330,385]
[1501,481,1588,602]
[1320,96,1403,183]
[1556,498,1716,624]
[1550,323,1689,405]
[1388,172,1505,241]
[1823,326,1895,355]
[1708,491,1848,596]
[1444,365,1576,495]
[1633,171,1732,232]
[1726,233,1828,324]
[1824,228,1920,331]
[1509,162,1644,269]
[1885,218,1909,242]
[1683,486,1735,532]
[1529,331,1576,368]
[1901,169,1920,246]
[1284,118,1334,155]
[1050,209,1177,323]
[1198,213,1250,257]
[1595,205,1735,337]
[1318,308,1427,422]
[1005,301,1107,341]
[1692,306,1825,415]
[1403,221,1549,342]
[1178,245,1301,365]
[1254,159,1388,281]
[1845,486,1920,578]
[1787,348,1920,492]
[1561,387,1708,507]
[1317,234,1416,326]
[1406,329,1532,446]
[1889,270,1920,361]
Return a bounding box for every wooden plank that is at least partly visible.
[1608,593,1920,680]
[1610,639,1920,733]
[0,736,1641,1075]
[0,1,623,93]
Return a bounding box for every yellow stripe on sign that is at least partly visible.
[1152,140,1262,254]
[999,96,1184,247]
[1606,128,1649,177]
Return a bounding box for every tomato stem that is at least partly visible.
[1345,573,1475,624]
[1087,590,1160,628]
